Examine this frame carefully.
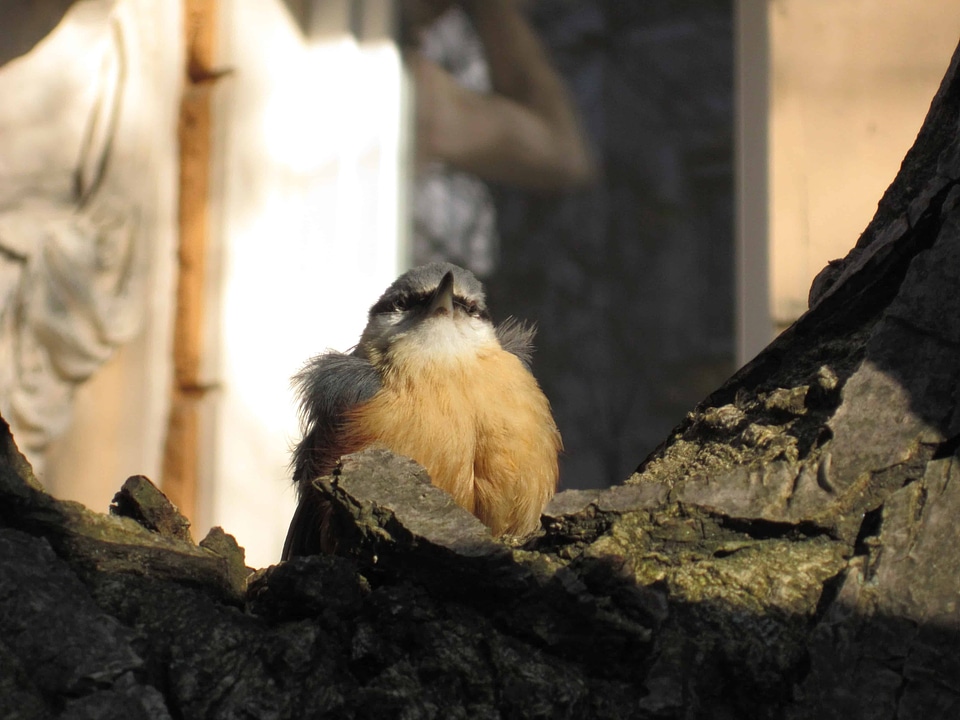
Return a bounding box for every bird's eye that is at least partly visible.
[454,298,477,316]
[457,299,487,319]
[371,295,413,315]
[391,294,420,312]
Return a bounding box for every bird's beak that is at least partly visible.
[427,271,455,317]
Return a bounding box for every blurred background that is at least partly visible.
[0,0,957,567]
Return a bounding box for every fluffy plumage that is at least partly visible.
[282,262,561,559]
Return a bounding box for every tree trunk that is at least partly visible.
[1,38,959,720]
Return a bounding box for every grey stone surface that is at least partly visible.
[323,449,505,561]
[111,474,193,542]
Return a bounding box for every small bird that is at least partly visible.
[282,262,561,559]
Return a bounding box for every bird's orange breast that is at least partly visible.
[342,346,560,536]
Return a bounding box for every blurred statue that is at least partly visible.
[0,0,175,474]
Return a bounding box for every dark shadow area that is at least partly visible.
[281,0,395,43]
[2,395,959,718]
[279,0,312,36]
[488,0,736,491]
[5,519,954,719]
[0,0,78,67]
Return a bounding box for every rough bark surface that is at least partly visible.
[1,40,959,720]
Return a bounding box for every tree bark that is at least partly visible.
[1,38,959,720]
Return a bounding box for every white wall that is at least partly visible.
[736,0,960,363]
[202,0,410,567]
[769,0,960,330]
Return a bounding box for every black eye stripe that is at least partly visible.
[454,298,490,319]
[369,298,395,315]
[370,292,425,315]
[371,291,489,318]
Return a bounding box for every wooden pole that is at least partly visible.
[162,0,219,528]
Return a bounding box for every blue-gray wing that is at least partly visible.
[495,317,537,369]
[284,351,380,561]
[289,351,381,486]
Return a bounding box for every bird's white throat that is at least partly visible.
[391,313,499,364]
